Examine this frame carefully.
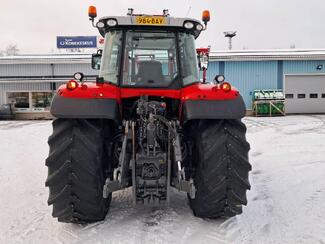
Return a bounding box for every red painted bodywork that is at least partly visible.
[58,81,240,102]
[57,81,240,120]
[58,82,121,102]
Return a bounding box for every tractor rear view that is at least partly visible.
[45,7,251,223]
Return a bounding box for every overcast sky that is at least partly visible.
[1,0,325,53]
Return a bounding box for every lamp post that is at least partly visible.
[224,31,237,50]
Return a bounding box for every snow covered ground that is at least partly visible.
[0,116,325,244]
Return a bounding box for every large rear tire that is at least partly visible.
[188,119,251,218]
[45,119,113,223]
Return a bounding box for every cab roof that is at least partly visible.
[96,15,203,38]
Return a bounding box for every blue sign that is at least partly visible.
[56,36,97,49]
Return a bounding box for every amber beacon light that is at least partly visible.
[202,10,210,24]
[88,6,97,19]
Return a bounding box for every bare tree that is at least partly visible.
[5,44,19,56]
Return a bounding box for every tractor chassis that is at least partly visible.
[103,120,196,206]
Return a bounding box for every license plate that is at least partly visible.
[136,16,166,25]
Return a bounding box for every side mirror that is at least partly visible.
[197,48,210,83]
[197,48,210,72]
[91,52,102,70]
[199,53,209,71]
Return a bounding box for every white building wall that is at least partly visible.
[0,82,52,104]
[0,64,52,77]
[54,63,97,76]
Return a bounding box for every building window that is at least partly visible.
[6,91,53,112]
[31,92,53,111]
[310,93,318,99]
[285,94,294,99]
[297,94,306,99]
[7,92,30,112]
[322,94,325,98]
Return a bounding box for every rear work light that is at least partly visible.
[184,21,194,29]
[196,24,204,31]
[106,19,117,26]
[220,82,232,92]
[96,22,105,28]
[66,80,79,90]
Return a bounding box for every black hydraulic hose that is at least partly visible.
[153,115,177,139]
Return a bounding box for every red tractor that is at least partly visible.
[46,7,251,223]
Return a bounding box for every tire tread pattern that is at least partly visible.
[46,119,112,224]
[189,119,251,218]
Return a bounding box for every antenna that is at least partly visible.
[185,0,191,17]
[224,31,237,50]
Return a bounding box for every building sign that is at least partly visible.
[56,36,97,49]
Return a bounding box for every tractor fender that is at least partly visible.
[50,94,120,122]
[182,94,246,121]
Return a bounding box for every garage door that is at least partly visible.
[285,74,325,114]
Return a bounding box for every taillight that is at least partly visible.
[220,82,232,92]
[66,80,79,90]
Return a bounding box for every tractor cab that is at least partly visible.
[89,7,211,89]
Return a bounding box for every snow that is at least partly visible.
[0,116,325,244]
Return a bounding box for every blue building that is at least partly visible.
[207,50,325,112]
